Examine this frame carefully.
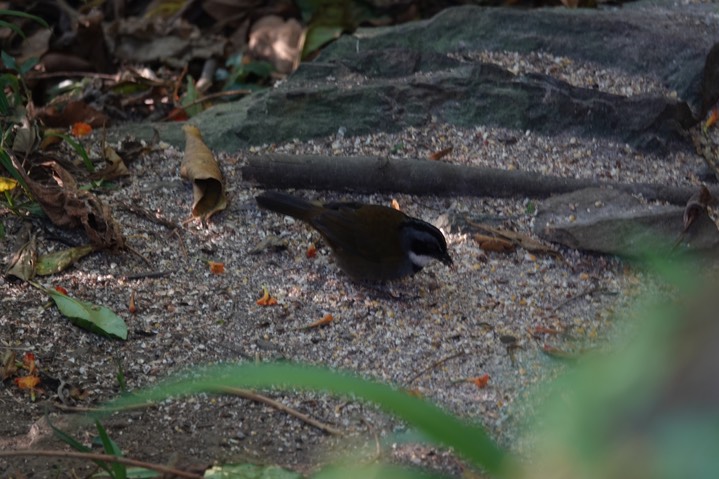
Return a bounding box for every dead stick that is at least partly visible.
[405,351,466,385]
[54,402,154,413]
[211,386,343,436]
[242,154,710,205]
[119,202,179,230]
[0,450,202,479]
[121,271,171,281]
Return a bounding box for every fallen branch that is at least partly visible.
[0,450,202,479]
[242,154,711,205]
[405,351,466,385]
[119,201,179,230]
[211,386,344,436]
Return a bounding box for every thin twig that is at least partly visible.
[28,71,121,81]
[119,201,180,230]
[54,402,154,413]
[121,270,172,281]
[551,285,616,313]
[211,386,344,436]
[0,450,202,479]
[183,89,253,109]
[405,351,466,385]
[172,228,189,258]
[124,244,151,267]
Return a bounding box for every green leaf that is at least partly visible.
[302,25,343,58]
[224,60,274,88]
[44,287,128,340]
[49,416,92,453]
[96,420,126,479]
[19,56,39,75]
[50,415,115,476]
[0,9,50,28]
[45,132,94,172]
[181,75,201,117]
[0,72,22,115]
[0,21,25,39]
[36,244,95,276]
[1,50,18,72]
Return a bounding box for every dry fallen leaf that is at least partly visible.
[12,158,125,250]
[35,99,110,128]
[472,223,561,257]
[682,185,713,233]
[90,146,131,181]
[180,124,228,220]
[474,233,515,253]
[36,244,96,276]
[248,15,302,74]
[4,224,37,281]
[1,350,17,381]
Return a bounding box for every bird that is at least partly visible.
[255,191,452,281]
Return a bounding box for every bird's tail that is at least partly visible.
[255,191,319,219]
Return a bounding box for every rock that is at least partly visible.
[533,188,719,256]
[112,2,717,155]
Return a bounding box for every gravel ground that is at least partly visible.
[0,50,709,476]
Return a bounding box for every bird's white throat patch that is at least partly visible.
[408,251,434,268]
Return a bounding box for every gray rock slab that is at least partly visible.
[112,2,718,155]
[533,188,719,256]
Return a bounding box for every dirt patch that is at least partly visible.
[1,120,665,476]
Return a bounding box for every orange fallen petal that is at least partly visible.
[391,198,401,211]
[71,122,93,137]
[468,374,490,389]
[54,285,68,295]
[129,291,137,314]
[15,375,41,390]
[705,107,719,129]
[306,243,317,258]
[22,352,37,374]
[304,313,334,329]
[256,287,278,306]
[166,107,189,122]
[428,146,453,161]
[208,261,225,274]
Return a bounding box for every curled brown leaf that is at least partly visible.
[180,124,228,220]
